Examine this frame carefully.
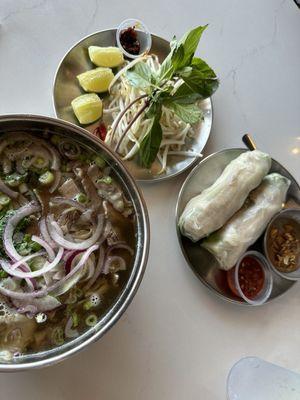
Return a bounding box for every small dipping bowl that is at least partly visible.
[264,209,300,281]
[227,251,273,305]
[116,19,152,59]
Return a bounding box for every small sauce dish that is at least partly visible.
[116,19,152,59]
[227,251,273,305]
[264,208,300,281]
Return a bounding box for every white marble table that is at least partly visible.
[0,1,299,398]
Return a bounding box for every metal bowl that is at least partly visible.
[52,29,213,182]
[176,148,300,305]
[0,114,149,370]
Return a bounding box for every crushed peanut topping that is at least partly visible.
[270,224,299,272]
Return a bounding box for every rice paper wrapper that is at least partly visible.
[201,173,291,270]
[179,150,272,241]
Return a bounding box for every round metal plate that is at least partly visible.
[176,148,300,305]
[53,29,213,182]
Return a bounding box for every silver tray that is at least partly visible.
[53,29,213,182]
[176,148,300,305]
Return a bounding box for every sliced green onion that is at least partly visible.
[93,155,106,168]
[0,194,11,207]
[72,312,79,328]
[51,134,61,145]
[75,287,83,298]
[83,300,92,311]
[0,270,8,279]
[33,157,46,167]
[85,314,98,327]
[97,176,112,184]
[39,171,54,186]
[75,193,88,204]
[5,173,27,187]
[51,327,64,346]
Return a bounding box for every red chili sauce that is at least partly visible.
[93,122,107,141]
[227,256,265,300]
[238,256,265,299]
[120,27,140,55]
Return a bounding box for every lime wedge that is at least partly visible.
[71,93,102,125]
[77,67,114,93]
[88,46,124,68]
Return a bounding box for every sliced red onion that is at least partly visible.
[107,242,134,256]
[15,159,26,174]
[3,201,40,261]
[0,177,18,199]
[35,138,60,171]
[16,304,38,315]
[39,218,56,249]
[0,132,33,155]
[64,316,79,338]
[0,244,99,299]
[58,140,81,160]
[50,197,86,212]
[64,250,83,274]
[31,235,55,261]
[49,170,62,194]
[47,145,61,171]
[84,246,105,290]
[48,215,104,250]
[10,251,45,270]
[2,156,12,175]
[103,255,126,275]
[0,247,64,279]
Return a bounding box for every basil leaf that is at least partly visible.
[167,83,202,104]
[158,25,208,82]
[175,25,208,68]
[126,62,154,92]
[191,57,217,78]
[182,70,219,99]
[165,102,203,124]
[138,115,162,168]
[158,55,174,82]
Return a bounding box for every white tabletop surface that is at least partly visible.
[0,0,300,399]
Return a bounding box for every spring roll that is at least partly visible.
[179,150,271,241]
[201,173,290,270]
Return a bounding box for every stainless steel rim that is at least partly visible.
[0,114,150,371]
[175,147,298,306]
[52,28,214,183]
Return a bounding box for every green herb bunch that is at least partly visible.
[113,25,219,168]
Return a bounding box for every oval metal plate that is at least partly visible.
[53,29,213,182]
[176,148,300,305]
